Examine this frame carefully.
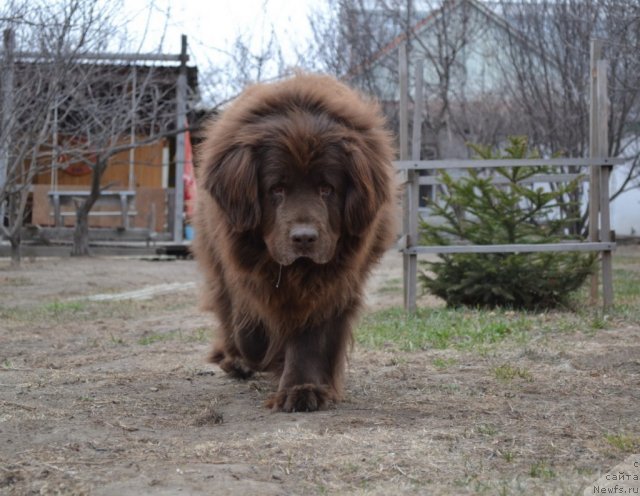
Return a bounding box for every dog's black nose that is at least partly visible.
[290,225,318,247]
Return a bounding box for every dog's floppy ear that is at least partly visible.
[343,137,391,236]
[201,146,260,232]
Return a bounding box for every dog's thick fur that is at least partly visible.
[193,74,396,412]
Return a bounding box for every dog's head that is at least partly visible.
[198,75,393,266]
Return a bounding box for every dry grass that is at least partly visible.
[0,247,639,495]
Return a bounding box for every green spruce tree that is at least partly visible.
[420,136,596,309]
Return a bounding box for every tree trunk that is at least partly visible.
[71,205,91,256]
[70,156,105,257]
[9,232,21,268]
[6,192,23,267]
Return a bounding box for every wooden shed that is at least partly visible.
[25,61,199,238]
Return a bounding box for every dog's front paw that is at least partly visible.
[266,384,331,412]
[209,349,254,380]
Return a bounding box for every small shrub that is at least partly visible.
[420,136,596,309]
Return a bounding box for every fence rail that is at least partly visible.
[396,157,623,312]
[395,158,622,170]
[400,242,617,255]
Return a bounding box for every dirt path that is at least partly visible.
[1,251,639,495]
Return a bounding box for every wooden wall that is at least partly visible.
[31,139,169,231]
[32,184,168,231]
[34,139,166,190]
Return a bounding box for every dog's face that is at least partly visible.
[200,98,391,267]
[257,139,346,266]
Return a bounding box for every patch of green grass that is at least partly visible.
[358,250,640,351]
[138,328,210,346]
[576,466,595,476]
[138,330,180,346]
[609,267,640,323]
[432,357,457,369]
[476,423,498,436]
[500,451,515,463]
[1,294,194,324]
[374,251,640,351]
[187,327,210,343]
[493,363,533,382]
[356,307,534,351]
[568,260,640,325]
[109,334,126,346]
[437,383,461,393]
[45,300,88,315]
[377,278,402,294]
[614,268,640,297]
[604,432,639,453]
[529,460,556,479]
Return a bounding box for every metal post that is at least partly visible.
[588,39,603,305]
[173,35,187,243]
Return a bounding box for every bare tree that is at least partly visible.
[497,0,640,232]
[57,64,182,256]
[308,0,640,234]
[0,0,123,265]
[308,0,491,158]
[194,6,289,109]
[1,0,189,260]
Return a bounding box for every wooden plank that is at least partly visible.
[47,190,137,228]
[597,59,614,310]
[397,235,409,250]
[396,169,410,185]
[57,211,137,217]
[399,43,411,312]
[134,187,168,233]
[404,58,424,313]
[398,43,409,162]
[172,35,188,243]
[589,39,603,305]
[601,166,614,308]
[14,50,186,63]
[417,173,587,186]
[395,158,624,170]
[404,242,616,255]
[411,59,424,162]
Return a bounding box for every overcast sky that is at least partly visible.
[114,0,321,104]
[124,1,317,70]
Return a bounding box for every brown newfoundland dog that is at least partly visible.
[193,73,396,412]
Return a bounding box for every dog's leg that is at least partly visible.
[208,309,250,377]
[234,322,269,371]
[207,289,257,379]
[209,336,255,380]
[211,319,272,379]
[266,311,353,412]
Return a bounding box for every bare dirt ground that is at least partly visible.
[1,249,639,495]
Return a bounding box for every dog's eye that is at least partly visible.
[319,185,333,198]
[270,185,285,197]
